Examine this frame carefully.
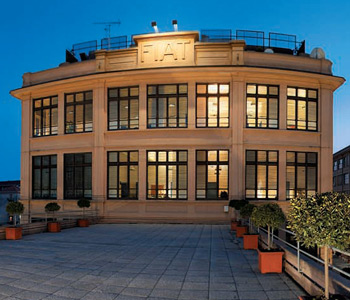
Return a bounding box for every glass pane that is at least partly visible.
[246,97,256,127]
[246,165,256,189]
[219,150,228,162]
[258,86,267,95]
[130,87,139,96]
[179,151,187,162]
[147,166,156,197]
[196,165,206,199]
[168,97,177,127]
[219,84,229,94]
[179,84,187,94]
[120,88,128,97]
[178,165,187,189]
[219,165,228,189]
[307,167,317,190]
[220,97,229,118]
[257,165,266,190]
[197,85,206,94]
[197,97,206,127]
[109,88,118,98]
[179,97,187,127]
[246,151,255,162]
[307,153,317,164]
[168,151,177,162]
[34,99,42,108]
[246,84,256,94]
[130,152,138,162]
[65,106,74,133]
[257,151,267,162]
[297,166,306,189]
[148,152,157,162]
[268,166,277,189]
[197,151,206,162]
[269,98,278,126]
[207,165,217,199]
[85,103,93,131]
[148,86,156,95]
[269,86,278,95]
[287,88,296,97]
[51,108,58,135]
[257,98,267,128]
[129,165,138,198]
[119,166,128,198]
[148,98,157,128]
[42,109,50,135]
[109,166,118,189]
[159,85,177,94]
[76,93,84,102]
[66,94,74,103]
[130,100,139,129]
[75,105,84,132]
[43,98,50,107]
[208,97,218,127]
[297,153,306,163]
[119,100,128,129]
[158,166,166,198]
[109,152,118,162]
[168,165,177,198]
[298,89,307,98]
[308,90,317,99]
[286,166,295,190]
[208,84,218,94]
[158,98,167,127]
[85,91,93,101]
[119,152,128,162]
[109,101,119,130]
[269,151,278,162]
[287,152,295,163]
[34,110,41,136]
[159,151,167,162]
[208,151,217,162]
[287,100,296,129]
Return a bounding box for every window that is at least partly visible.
[32,155,57,199]
[33,96,58,137]
[245,150,278,200]
[334,161,338,171]
[196,84,230,127]
[64,153,92,199]
[196,150,229,200]
[65,91,93,133]
[246,84,279,128]
[147,150,187,200]
[287,87,318,131]
[108,151,138,199]
[345,173,349,185]
[339,159,343,169]
[333,176,336,187]
[108,86,139,130]
[147,84,187,128]
[286,152,317,199]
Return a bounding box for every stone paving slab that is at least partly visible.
[0,224,306,300]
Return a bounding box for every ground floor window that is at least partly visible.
[64,153,92,199]
[108,151,138,199]
[32,155,57,199]
[196,150,229,200]
[286,152,317,199]
[147,150,187,199]
[245,150,278,200]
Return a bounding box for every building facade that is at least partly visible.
[333,146,350,194]
[0,180,20,225]
[11,30,344,223]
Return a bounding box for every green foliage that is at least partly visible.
[251,203,285,229]
[45,202,61,213]
[77,198,91,209]
[240,203,257,219]
[6,201,24,216]
[228,199,248,210]
[288,192,350,251]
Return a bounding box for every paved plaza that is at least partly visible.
[0,224,306,300]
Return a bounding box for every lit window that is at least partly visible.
[32,155,57,199]
[33,96,58,137]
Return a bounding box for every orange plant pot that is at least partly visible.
[47,222,61,233]
[230,220,239,231]
[243,234,259,250]
[5,227,22,240]
[78,219,89,227]
[236,226,248,237]
[258,249,284,273]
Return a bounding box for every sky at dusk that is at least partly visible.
[0,0,349,180]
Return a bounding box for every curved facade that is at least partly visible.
[11,31,344,223]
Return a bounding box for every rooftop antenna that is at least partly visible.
[94,20,121,50]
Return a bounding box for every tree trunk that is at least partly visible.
[13,215,17,227]
[267,225,271,250]
[324,246,329,299]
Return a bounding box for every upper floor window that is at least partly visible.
[287,87,318,131]
[196,84,229,128]
[108,86,139,130]
[33,96,58,137]
[65,91,93,134]
[339,158,343,169]
[246,84,279,129]
[345,173,349,185]
[147,84,188,128]
[32,155,57,199]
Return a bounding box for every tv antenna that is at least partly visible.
[94,21,121,49]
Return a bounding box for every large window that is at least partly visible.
[286,152,317,199]
[33,96,58,137]
[245,150,278,200]
[65,91,93,133]
[246,84,279,128]
[64,153,92,199]
[108,86,139,130]
[108,151,138,199]
[32,155,57,199]
[287,87,318,131]
[147,150,187,199]
[147,84,187,128]
[196,150,229,200]
[196,84,229,127]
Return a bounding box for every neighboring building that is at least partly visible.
[0,180,20,225]
[10,28,344,223]
[333,146,350,194]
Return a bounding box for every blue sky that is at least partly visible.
[0,0,349,180]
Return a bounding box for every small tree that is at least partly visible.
[6,201,24,227]
[77,198,91,219]
[45,202,61,222]
[228,199,248,220]
[288,192,350,300]
[240,203,257,233]
[251,203,285,250]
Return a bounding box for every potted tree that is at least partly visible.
[5,201,24,240]
[288,192,350,300]
[240,203,259,249]
[228,199,248,231]
[77,198,91,227]
[45,202,61,233]
[251,203,285,273]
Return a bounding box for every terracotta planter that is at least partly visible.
[47,222,61,233]
[299,295,348,300]
[5,227,22,240]
[236,226,248,237]
[78,219,89,227]
[243,234,259,250]
[230,220,239,231]
[258,249,284,273]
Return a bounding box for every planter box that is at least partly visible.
[258,249,284,274]
[299,295,349,300]
[236,226,248,238]
[5,227,22,240]
[243,234,259,250]
[78,219,89,227]
[231,220,239,231]
[47,222,61,233]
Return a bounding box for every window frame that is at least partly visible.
[196,83,230,128]
[64,91,93,134]
[32,96,58,137]
[107,151,139,200]
[32,155,57,199]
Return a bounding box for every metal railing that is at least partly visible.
[29,209,99,224]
